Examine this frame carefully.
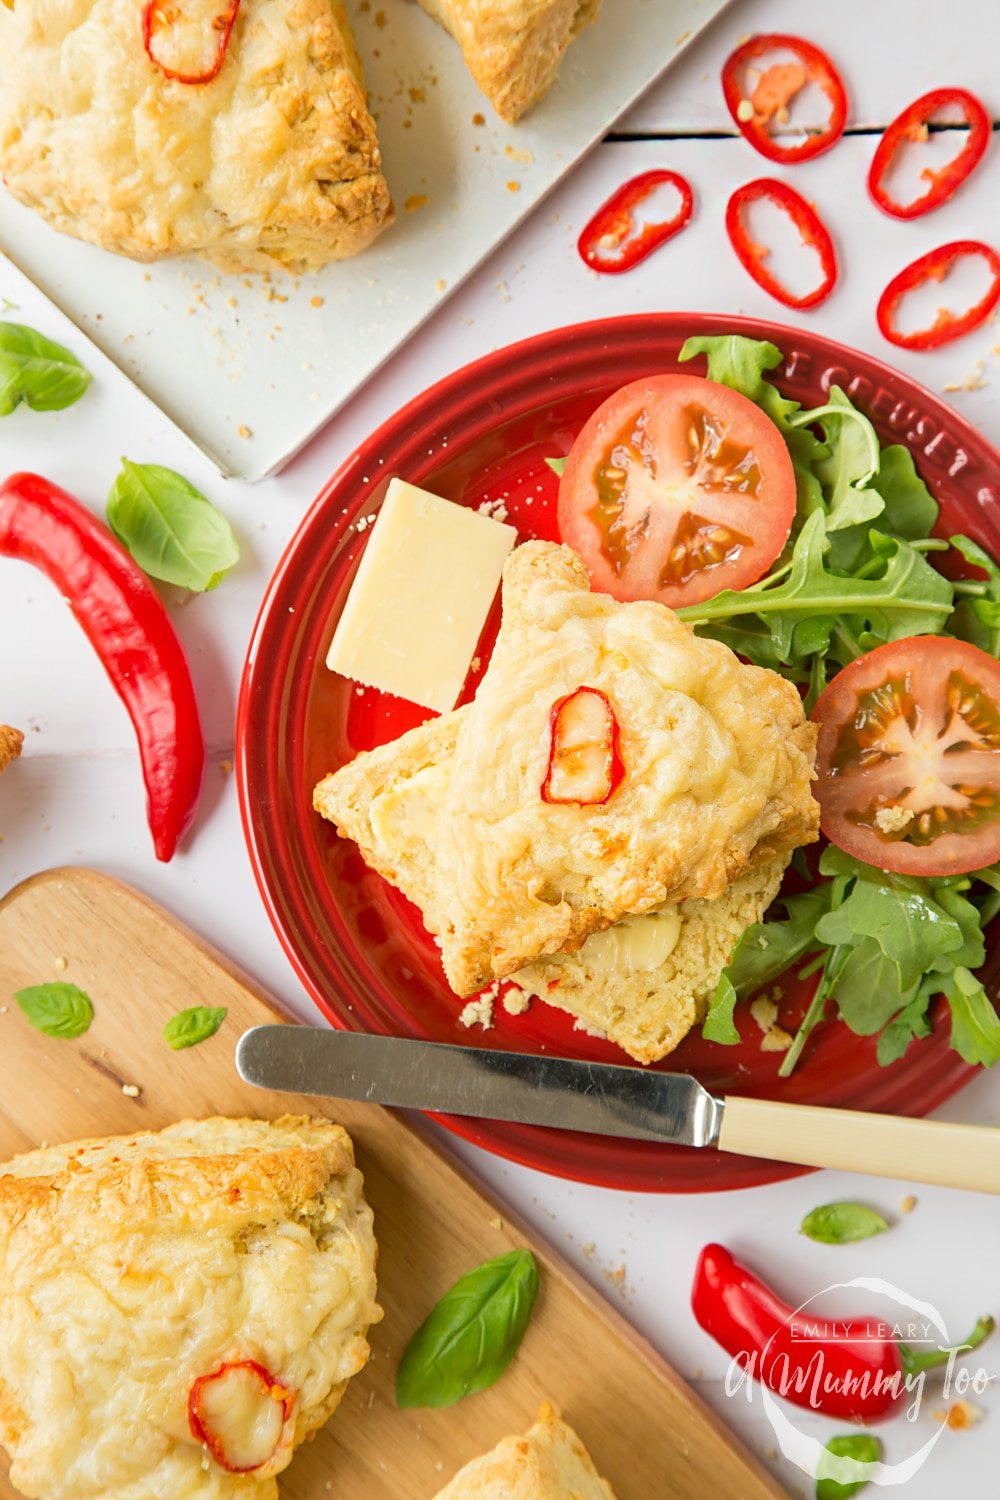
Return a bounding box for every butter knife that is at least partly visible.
[235,1026,1000,1194]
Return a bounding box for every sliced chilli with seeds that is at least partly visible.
[557,373,796,609]
[812,637,1000,876]
[868,88,991,220]
[726,178,838,310]
[577,170,694,275]
[721,33,848,165]
[876,240,1000,351]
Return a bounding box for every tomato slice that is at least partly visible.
[813,637,1000,876]
[557,374,796,608]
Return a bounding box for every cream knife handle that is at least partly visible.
[718,1096,1000,1195]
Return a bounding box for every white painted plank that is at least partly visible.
[4,134,999,754]
[3,122,1000,1500]
[624,0,1000,133]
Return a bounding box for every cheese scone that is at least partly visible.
[0,0,392,274]
[0,1115,381,1500]
[432,1403,617,1499]
[0,725,22,775]
[434,542,817,994]
[315,709,789,1060]
[415,0,603,122]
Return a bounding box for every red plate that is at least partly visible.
[237,312,1000,1192]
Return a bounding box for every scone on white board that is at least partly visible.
[0,0,392,274]
[0,1115,381,1500]
[431,1403,618,1499]
[315,706,791,1062]
[415,0,603,122]
[432,542,817,994]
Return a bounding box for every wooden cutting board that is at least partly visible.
[0,868,787,1500]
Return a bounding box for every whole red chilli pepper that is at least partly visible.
[721,34,848,165]
[0,473,205,860]
[876,240,1000,351]
[726,178,838,310]
[693,1244,993,1423]
[577,170,694,275]
[868,88,990,220]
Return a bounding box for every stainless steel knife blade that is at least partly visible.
[235,1026,724,1148]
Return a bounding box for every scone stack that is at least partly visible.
[316,541,819,1061]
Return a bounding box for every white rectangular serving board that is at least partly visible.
[0,0,733,481]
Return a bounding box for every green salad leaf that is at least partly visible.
[396,1250,539,1409]
[0,321,91,415]
[677,332,1000,1078]
[800,1202,889,1245]
[106,459,240,592]
[816,1433,880,1499]
[545,456,568,477]
[677,509,954,667]
[15,982,94,1038]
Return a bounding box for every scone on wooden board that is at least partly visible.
[415,0,603,122]
[315,707,790,1062]
[0,1115,381,1500]
[0,0,392,274]
[431,1403,618,1499]
[0,726,22,775]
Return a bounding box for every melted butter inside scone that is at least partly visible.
[544,906,684,976]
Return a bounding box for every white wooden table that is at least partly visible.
[2,0,998,1491]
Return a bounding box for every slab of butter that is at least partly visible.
[326,478,516,713]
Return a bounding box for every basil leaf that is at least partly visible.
[396,1249,539,1409]
[702,974,740,1044]
[163,1005,227,1050]
[106,459,239,592]
[0,321,91,415]
[816,1433,880,1499]
[800,1202,889,1245]
[545,456,567,476]
[15,982,94,1038]
[940,967,1000,1067]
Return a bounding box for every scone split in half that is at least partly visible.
[316,540,819,1060]
[0,1115,381,1500]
